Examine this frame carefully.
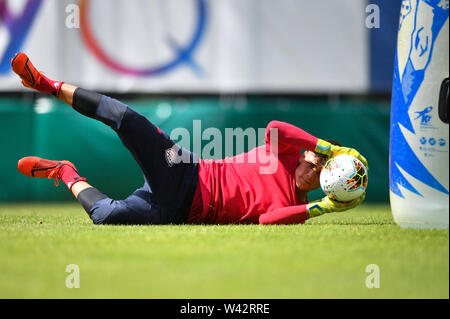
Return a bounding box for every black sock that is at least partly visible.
[72,88,103,119]
[77,187,108,216]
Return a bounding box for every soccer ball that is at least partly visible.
[320,154,368,202]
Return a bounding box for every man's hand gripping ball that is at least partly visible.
[314,139,369,171]
[306,193,366,218]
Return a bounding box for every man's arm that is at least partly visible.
[265,120,318,155]
[259,194,366,225]
[259,205,309,225]
[264,121,368,170]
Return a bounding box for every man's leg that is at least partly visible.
[17,156,160,224]
[68,87,198,224]
[88,181,162,225]
[12,53,198,224]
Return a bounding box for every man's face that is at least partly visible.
[295,151,326,191]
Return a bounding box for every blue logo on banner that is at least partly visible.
[390,0,449,198]
[414,106,433,125]
[79,0,207,77]
[428,137,436,146]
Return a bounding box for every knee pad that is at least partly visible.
[89,198,117,225]
[95,95,128,130]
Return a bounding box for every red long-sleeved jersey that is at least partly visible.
[187,121,319,225]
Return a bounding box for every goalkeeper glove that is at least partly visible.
[314,139,369,171]
[306,193,366,218]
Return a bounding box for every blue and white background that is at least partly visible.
[0,0,402,93]
[389,0,448,228]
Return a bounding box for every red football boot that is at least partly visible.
[17,156,84,188]
[10,52,64,97]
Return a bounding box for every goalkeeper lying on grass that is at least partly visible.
[11,53,367,225]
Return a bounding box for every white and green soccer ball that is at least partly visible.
[320,154,368,202]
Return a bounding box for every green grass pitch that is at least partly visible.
[0,203,448,299]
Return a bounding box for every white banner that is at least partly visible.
[0,0,369,93]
